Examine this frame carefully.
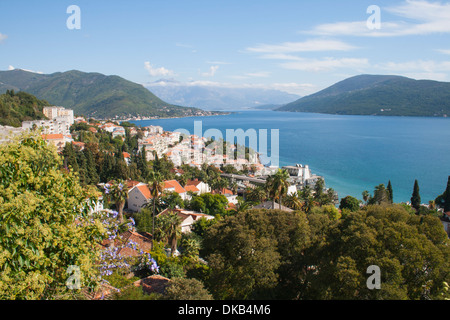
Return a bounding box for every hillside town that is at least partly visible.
[2,103,450,302]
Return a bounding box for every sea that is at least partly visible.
[129,110,450,203]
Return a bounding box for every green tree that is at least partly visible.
[0,134,105,299]
[339,195,360,212]
[163,278,213,300]
[411,179,421,211]
[148,172,165,236]
[105,180,129,223]
[362,190,370,205]
[266,169,290,209]
[387,180,394,203]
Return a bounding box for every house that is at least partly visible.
[41,134,66,152]
[72,141,86,151]
[123,152,131,165]
[127,183,152,212]
[163,180,188,200]
[253,201,294,212]
[186,179,211,194]
[158,208,214,233]
[101,229,153,256]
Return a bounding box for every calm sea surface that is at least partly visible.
[130,110,450,203]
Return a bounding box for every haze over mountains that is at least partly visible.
[0,69,218,119]
[145,79,301,111]
[278,75,450,117]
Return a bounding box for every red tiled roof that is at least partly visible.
[41,134,64,140]
[134,275,170,295]
[185,185,200,193]
[186,179,202,187]
[137,184,152,200]
[164,180,186,194]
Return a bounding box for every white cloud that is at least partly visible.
[0,33,7,43]
[201,65,219,77]
[144,61,175,77]
[246,39,356,53]
[6,66,44,74]
[305,0,450,37]
[281,57,370,72]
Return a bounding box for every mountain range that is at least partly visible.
[0,69,220,119]
[144,79,301,111]
[277,75,450,117]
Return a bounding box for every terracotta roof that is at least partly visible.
[41,134,64,140]
[133,275,170,295]
[164,180,186,194]
[126,180,141,189]
[185,185,200,193]
[137,184,152,200]
[101,230,153,258]
[186,179,202,187]
[122,152,131,158]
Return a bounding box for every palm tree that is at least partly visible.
[105,180,129,223]
[165,211,182,256]
[362,190,370,205]
[267,169,290,210]
[148,171,165,236]
[284,192,303,210]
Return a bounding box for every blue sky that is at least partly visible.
[2,0,450,96]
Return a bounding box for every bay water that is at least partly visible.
[130,110,450,203]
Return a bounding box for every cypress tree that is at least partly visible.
[444,176,450,213]
[387,180,393,203]
[411,180,421,211]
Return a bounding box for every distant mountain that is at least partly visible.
[145,80,301,111]
[278,74,450,117]
[0,69,219,119]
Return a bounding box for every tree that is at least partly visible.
[164,278,213,300]
[302,204,450,300]
[105,180,129,223]
[387,180,394,203]
[284,192,303,210]
[0,134,106,299]
[148,172,165,236]
[339,195,360,212]
[362,190,370,205]
[411,179,421,211]
[266,169,290,209]
[369,184,389,205]
[444,176,450,212]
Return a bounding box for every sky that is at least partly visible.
[2,0,450,96]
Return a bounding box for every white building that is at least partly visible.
[22,119,71,136]
[43,106,74,125]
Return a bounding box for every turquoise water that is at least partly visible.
[130,110,450,203]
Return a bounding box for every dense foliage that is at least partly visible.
[0,134,105,299]
[0,90,48,127]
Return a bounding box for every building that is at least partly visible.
[185,179,211,194]
[0,125,26,144]
[23,119,71,136]
[157,208,214,233]
[43,106,74,125]
[41,134,67,152]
